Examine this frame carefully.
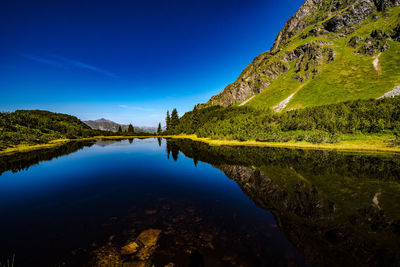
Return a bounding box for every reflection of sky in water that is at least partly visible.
[0,139,254,206]
[0,139,303,266]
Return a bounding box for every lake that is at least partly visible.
[0,138,400,267]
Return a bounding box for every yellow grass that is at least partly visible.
[0,135,152,155]
[164,134,400,154]
[1,134,399,156]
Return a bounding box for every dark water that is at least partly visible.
[0,138,400,267]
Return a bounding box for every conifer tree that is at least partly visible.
[166,111,171,132]
[117,125,122,134]
[157,122,162,135]
[170,108,179,132]
[128,124,134,134]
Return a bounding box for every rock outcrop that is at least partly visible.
[201,0,400,108]
[378,85,400,98]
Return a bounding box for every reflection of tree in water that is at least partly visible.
[157,138,162,147]
[0,141,95,175]
[166,139,179,161]
[167,139,400,182]
[129,138,133,144]
[167,138,400,267]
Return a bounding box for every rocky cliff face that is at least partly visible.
[202,0,400,108]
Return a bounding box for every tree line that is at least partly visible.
[162,108,180,134]
[160,97,400,143]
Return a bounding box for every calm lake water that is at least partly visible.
[0,138,400,267]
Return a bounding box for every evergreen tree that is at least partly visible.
[117,125,122,134]
[157,122,162,135]
[128,124,134,134]
[170,108,179,132]
[166,111,171,132]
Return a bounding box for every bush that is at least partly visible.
[392,129,400,146]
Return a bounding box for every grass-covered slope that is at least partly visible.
[0,110,99,150]
[248,6,400,110]
[203,1,400,111]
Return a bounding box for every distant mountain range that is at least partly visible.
[84,118,156,133]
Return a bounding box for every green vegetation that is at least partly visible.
[169,96,400,144]
[169,139,400,266]
[0,110,155,151]
[0,110,99,150]
[157,122,162,135]
[246,6,400,110]
[128,124,134,134]
[165,110,171,132]
[164,108,180,134]
[0,255,15,267]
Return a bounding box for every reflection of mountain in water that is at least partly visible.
[167,139,400,267]
[0,141,94,175]
[94,140,123,147]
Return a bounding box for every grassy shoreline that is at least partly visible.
[1,134,399,155]
[164,134,400,154]
[0,136,151,155]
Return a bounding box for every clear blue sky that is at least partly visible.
[0,0,302,126]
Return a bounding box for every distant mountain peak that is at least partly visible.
[84,118,156,133]
[96,118,112,122]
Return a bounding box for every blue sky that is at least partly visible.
[0,0,302,126]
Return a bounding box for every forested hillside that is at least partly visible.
[169,97,400,143]
[0,110,99,150]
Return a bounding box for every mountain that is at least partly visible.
[84,118,157,133]
[202,0,400,111]
[84,118,122,132]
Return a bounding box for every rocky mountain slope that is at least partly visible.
[202,0,400,111]
[84,118,156,133]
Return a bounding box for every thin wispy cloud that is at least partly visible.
[19,54,65,68]
[19,53,118,78]
[52,55,119,78]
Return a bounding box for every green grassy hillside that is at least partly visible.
[246,6,400,110]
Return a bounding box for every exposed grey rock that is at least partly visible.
[377,85,400,99]
[200,0,400,108]
[356,30,391,55]
[347,36,364,48]
[371,29,389,40]
[392,24,400,41]
[374,0,400,11]
[293,74,305,82]
[301,25,330,39]
[273,92,297,112]
[323,1,375,32]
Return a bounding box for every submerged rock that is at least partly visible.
[122,261,152,267]
[135,229,162,260]
[121,241,139,255]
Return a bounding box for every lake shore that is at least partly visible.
[1,133,399,155]
[165,134,400,154]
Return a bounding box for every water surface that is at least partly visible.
[0,138,399,266]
